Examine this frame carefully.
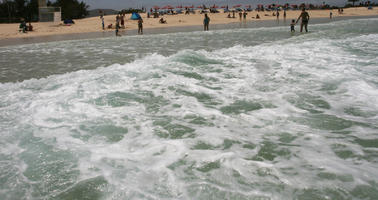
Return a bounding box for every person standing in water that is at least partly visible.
[115,17,121,36]
[138,17,143,34]
[290,19,296,32]
[296,8,310,32]
[204,14,210,31]
[100,15,105,30]
[121,14,125,29]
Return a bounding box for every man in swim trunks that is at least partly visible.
[138,18,143,34]
[203,14,210,31]
[296,8,310,32]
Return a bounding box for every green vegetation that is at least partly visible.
[0,0,89,23]
[51,0,89,19]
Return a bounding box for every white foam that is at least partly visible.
[1,18,378,199]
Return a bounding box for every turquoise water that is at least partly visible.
[1,18,378,199]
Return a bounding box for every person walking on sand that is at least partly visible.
[296,8,310,32]
[138,17,143,34]
[203,14,210,31]
[239,12,242,20]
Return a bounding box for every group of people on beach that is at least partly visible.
[115,14,125,36]
[102,7,311,36]
[206,8,310,33]
[101,13,144,36]
[19,18,33,33]
[291,8,310,33]
[231,8,310,33]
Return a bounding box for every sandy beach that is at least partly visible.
[0,7,377,41]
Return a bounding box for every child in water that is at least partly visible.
[290,19,296,32]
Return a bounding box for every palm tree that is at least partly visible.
[3,0,12,22]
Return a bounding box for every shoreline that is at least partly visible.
[1,14,377,47]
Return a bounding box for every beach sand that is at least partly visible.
[0,7,377,41]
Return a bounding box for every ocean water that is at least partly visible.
[1,18,378,200]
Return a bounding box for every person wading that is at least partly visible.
[296,8,310,32]
[138,18,143,34]
[203,14,210,31]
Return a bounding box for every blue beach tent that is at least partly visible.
[63,19,75,24]
[130,13,141,20]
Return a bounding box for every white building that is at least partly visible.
[38,0,61,23]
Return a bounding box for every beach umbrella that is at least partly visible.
[233,4,242,8]
[221,6,226,8]
[153,6,160,10]
[176,5,182,8]
[197,6,203,9]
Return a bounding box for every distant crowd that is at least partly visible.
[95,7,317,36]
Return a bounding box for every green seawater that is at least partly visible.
[0,18,378,199]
